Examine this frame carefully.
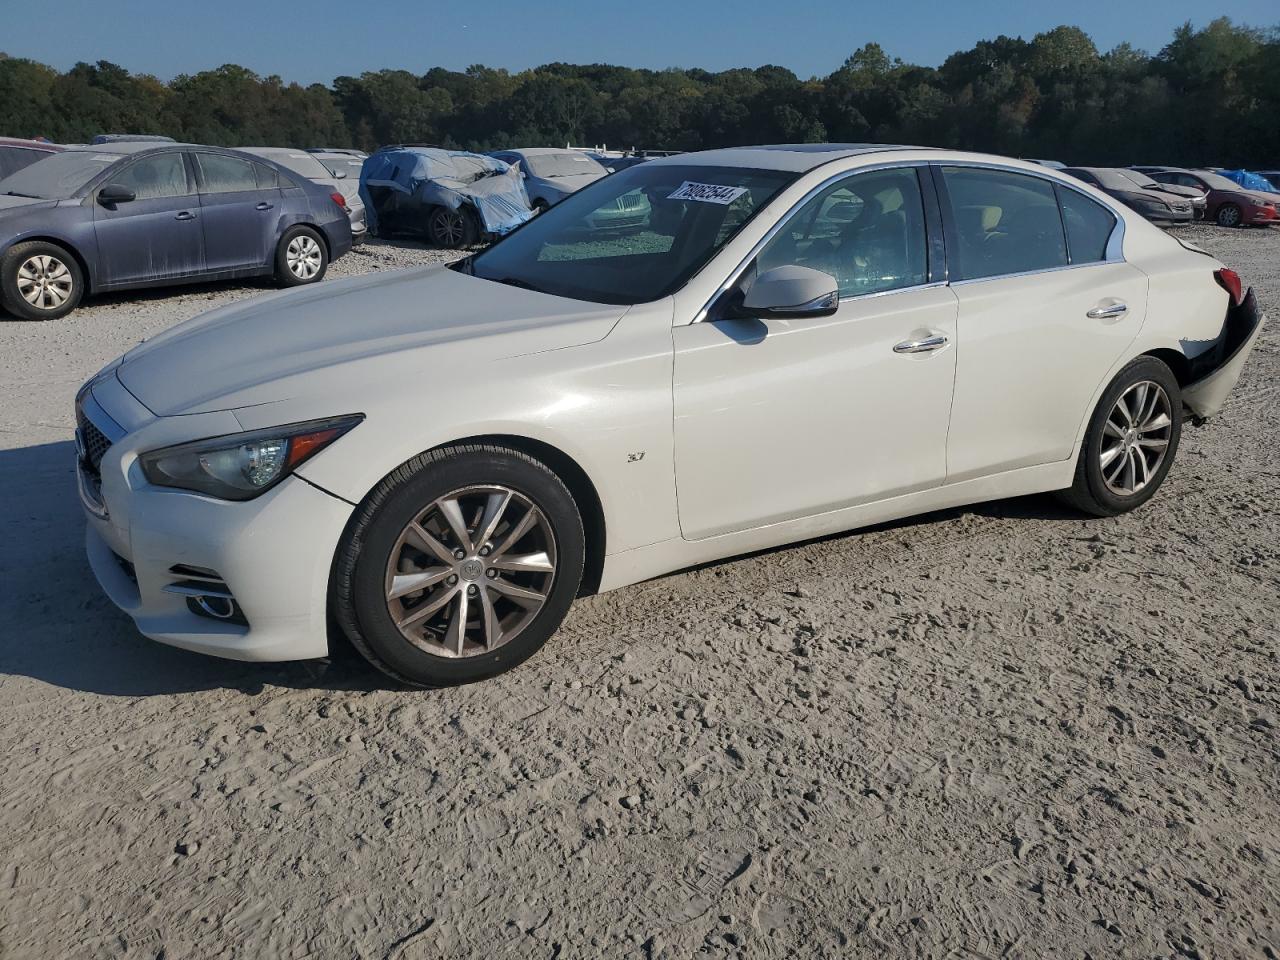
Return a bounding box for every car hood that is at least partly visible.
[542,174,602,194]
[0,194,56,214]
[116,265,627,416]
[1150,184,1204,200]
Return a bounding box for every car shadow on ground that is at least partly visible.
[0,440,390,698]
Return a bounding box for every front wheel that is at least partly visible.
[333,444,585,686]
[1,241,84,321]
[1059,356,1183,517]
[426,205,479,248]
[275,226,328,286]
[1216,203,1242,228]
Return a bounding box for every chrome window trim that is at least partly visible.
[693,160,936,324]
[693,157,1130,323]
[934,160,1127,274]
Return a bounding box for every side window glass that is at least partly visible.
[941,167,1067,280]
[110,153,190,200]
[1056,186,1116,264]
[755,167,928,298]
[254,162,280,189]
[196,153,259,194]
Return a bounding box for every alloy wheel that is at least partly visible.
[286,235,323,279]
[430,209,466,246]
[16,255,74,309]
[384,485,557,658]
[1099,380,1172,496]
[1218,205,1241,227]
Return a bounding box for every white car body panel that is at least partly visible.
[77,145,1261,662]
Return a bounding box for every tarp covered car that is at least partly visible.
[1219,169,1278,194]
[359,147,534,247]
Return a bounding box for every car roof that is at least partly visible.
[646,143,929,172]
[500,147,597,157]
[64,141,193,155]
[0,137,62,151]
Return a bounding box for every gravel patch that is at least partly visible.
[1,229,1277,958]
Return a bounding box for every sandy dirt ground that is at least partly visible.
[1,225,1277,959]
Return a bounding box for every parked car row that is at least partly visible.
[0,141,353,320]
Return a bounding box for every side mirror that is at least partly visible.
[740,265,839,319]
[332,170,348,180]
[97,184,136,206]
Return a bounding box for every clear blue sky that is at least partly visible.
[4,0,1276,84]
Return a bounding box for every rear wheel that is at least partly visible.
[333,444,585,686]
[1216,203,1242,228]
[1,241,83,321]
[275,226,328,286]
[1060,356,1182,517]
[426,205,479,248]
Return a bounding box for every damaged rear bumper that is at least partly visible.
[1183,288,1265,421]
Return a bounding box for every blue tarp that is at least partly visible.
[359,148,534,236]
[1220,169,1278,194]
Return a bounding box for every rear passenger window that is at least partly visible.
[253,162,280,189]
[196,153,259,193]
[755,167,928,298]
[941,167,1067,280]
[1056,186,1116,264]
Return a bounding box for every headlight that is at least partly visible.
[140,415,362,500]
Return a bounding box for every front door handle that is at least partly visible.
[1087,301,1128,319]
[893,334,948,354]
[256,202,274,211]
[174,211,197,221]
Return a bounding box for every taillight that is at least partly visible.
[1214,268,1243,307]
[330,191,349,211]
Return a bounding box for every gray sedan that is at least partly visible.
[242,147,367,242]
[0,143,352,320]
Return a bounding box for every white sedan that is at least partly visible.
[76,144,1264,686]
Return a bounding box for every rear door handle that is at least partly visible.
[174,211,197,221]
[256,202,274,211]
[893,334,949,354]
[1087,301,1128,319]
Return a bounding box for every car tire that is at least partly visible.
[275,226,328,287]
[332,443,586,687]
[0,241,84,321]
[1059,356,1183,517]
[532,199,550,215]
[426,205,479,248]
[1216,203,1242,228]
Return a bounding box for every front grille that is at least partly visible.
[77,410,111,476]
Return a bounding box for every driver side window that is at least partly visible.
[755,167,929,298]
[111,153,192,200]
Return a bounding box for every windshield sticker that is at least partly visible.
[91,155,118,162]
[668,181,749,205]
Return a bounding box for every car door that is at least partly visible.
[193,152,280,273]
[672,165,958,540]
[91,150,205,287]
[936,164,1148,481]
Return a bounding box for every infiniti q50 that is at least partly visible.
[75,144,1262,685]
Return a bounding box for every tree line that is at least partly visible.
[2,18,1277,168]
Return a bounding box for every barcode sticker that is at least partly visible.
[667,181,748,205]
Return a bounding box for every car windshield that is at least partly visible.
[1087,169,1141,191]
[1198,171,1241,191]
[525,153,607,178]
[0,150,122,200]
[258,151,333,180]
[316,156,364,179]
[1115,169,1159,188]
[468,163,795,304]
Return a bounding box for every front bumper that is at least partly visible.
[1245,206,1278,225]
[77,379,355,662]
[1183,288,1265,420]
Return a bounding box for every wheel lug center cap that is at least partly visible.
[458,558,484,581]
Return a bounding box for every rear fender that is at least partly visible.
[1183,288,1265,421]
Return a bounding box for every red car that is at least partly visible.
[1145,167,1278,227]
[0,137,63,181]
